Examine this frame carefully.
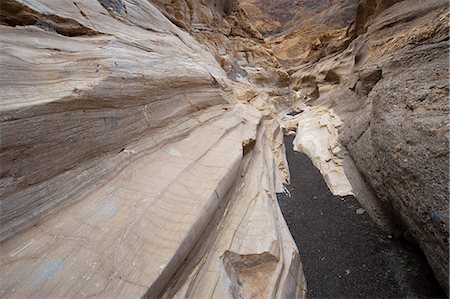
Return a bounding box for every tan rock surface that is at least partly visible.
[163,119,305,298]
[1,0,232,242]
[291,107,353,197]
[0,0,305,297]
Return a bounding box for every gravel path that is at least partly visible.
[277,135,445,298]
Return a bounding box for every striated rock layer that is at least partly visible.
[274,0,449,292]
[241,0,449,293]
[0,0,304,298]
[1,0,449,297]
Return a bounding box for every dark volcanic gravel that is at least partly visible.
[277,135,445,299]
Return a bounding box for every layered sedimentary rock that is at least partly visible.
[1,0,229,241]
[0,0,305,297]
[291,107,353,197]
[242,0,357,64]
[341,2,449,289]
[1,0,448,296]
[268,0,449,291]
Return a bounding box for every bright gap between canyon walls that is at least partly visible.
[0,0,448,298]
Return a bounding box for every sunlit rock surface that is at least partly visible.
[0,0,305,297]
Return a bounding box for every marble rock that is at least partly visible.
[0,0,305,298]
[291,107,354,197]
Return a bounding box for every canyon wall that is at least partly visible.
[0,0,448,297]
[339,1,449,290]
[0,0,304,297]
[251,0,449,291]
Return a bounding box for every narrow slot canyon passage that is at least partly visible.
[277,135,446,298]
[1,0,448,297]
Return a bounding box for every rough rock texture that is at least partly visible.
[0,0,305,297]
[242,0,357,64]
[0,0,229,241]
[151,0,293,118]
[287,107,353,197]
[237,0,282,35]
[0,0,448,296]
[285,0,449,292]
[238,0,449,292]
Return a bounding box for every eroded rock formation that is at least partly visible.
[0,0,448,297]
[291,107,353,197]
[0,0,304,297]
[255,0,450,292]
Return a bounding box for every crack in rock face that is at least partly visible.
[222,251,279,298]
[0,0,448,297]
[98,0,125,15]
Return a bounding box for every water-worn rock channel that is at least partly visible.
[277,135,446,298]
[1,0,448,297]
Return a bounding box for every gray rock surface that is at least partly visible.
[289,0,449,292]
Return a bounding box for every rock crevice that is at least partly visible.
[0,0,448,296]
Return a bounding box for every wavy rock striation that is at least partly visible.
[0,0,304,298]
[1,0,448,297]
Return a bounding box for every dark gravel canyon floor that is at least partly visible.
[277,135,445,299]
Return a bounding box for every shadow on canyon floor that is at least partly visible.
[277,135,445,299]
